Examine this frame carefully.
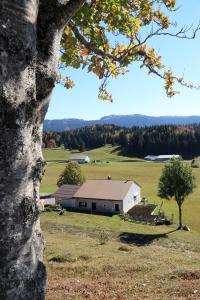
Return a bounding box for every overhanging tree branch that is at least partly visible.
[54,0,86,27]
[68,15,200,99]
[68,21,119,61]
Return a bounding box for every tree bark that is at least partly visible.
[0,1,47,299]
[178,203,183,229]
[0,0,85,299]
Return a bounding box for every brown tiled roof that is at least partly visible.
[53,185,80,199]
[73,180,136,201]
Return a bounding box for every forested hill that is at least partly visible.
[43,124,200,158]
[44,115,200,132]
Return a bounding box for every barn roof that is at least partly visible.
[144,155,157,161]
[53,185,80,199]
[73,179,139,201]
[157,155,180,159]
[144,154,180,161]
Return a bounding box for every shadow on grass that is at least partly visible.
[119,159,146,163]
[46,160,67,163]
[119,229,178,246]
[110,146,145,162]
[64,208,115,217]
[110,145,123,153]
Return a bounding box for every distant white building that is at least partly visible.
[68,155,90,164]
[73,179,141,214]
[144,154,180,162]
[156,155,180,162]
[144,155,157,161]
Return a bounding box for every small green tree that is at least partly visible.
[57,162,85,187]
[158,158,195,229]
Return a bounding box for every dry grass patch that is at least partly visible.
[42,212,200,300]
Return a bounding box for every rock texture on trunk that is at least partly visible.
[0,0,85,299]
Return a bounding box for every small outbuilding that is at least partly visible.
[53,184,80,208]
[68,155,90,164]
[73,179,141,214]
[38,193,56,211]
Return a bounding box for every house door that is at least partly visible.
[92,202,96,210]
[115,204,119,212]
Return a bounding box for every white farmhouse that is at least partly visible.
[68,155,90,164]
[73,179,141,214]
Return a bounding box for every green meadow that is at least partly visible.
[41,145,200,233]
[41,146,200,299]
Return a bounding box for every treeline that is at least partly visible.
[43,123,200,158]
[43,125,122,150]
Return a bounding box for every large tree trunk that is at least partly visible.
[0,1,47,299]
[178,203,183,229]
[0,0,85,299]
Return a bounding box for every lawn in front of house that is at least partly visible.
[42,211,200,300]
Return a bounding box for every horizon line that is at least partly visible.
[44,114,200,121]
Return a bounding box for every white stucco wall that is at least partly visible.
[44,198,56,205]
[74,198,123,213]
[123,183,141,213]
[56,197,75,208]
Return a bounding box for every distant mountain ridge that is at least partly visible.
[44,114,200,132]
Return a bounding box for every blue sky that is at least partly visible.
[46,0,200,120]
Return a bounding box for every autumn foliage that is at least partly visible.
[59,0,199,100]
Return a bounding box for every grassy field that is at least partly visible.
[42,211,200,300]
[41,146,200,299]
[41,145,200,233]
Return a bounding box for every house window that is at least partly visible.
[79,201,87,207]
[92,202,96,210]
[134,196,137,201]
[115,204,119,212]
